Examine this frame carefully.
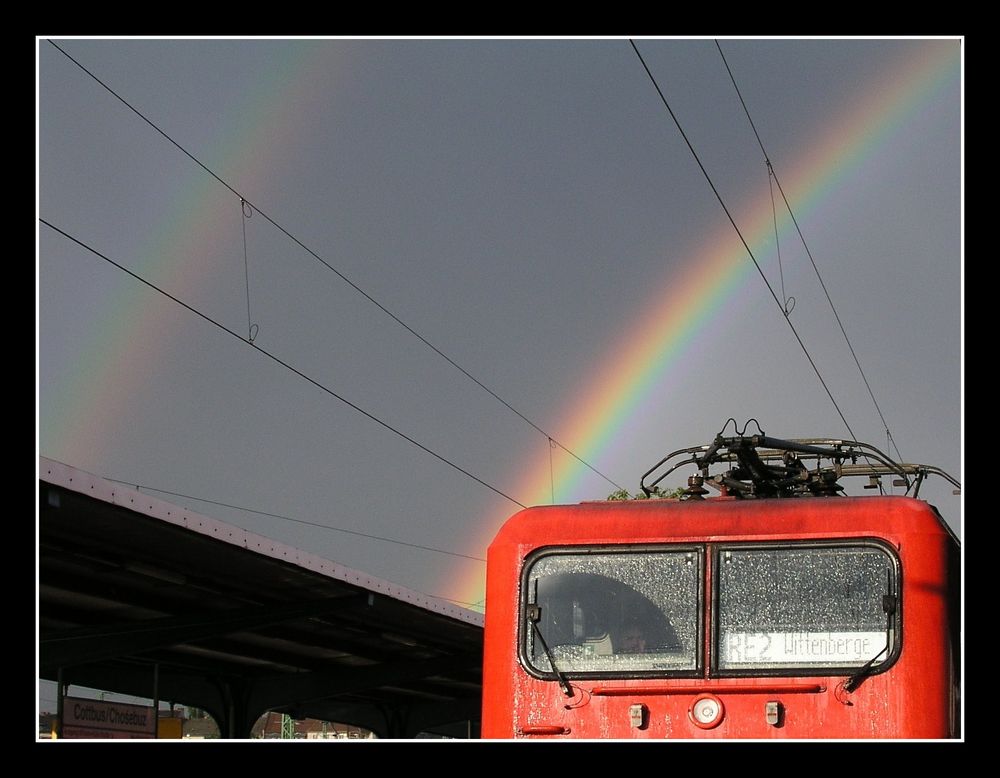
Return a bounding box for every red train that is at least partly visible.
[481,427,961,739]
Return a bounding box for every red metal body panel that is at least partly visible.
[481,496,959,739]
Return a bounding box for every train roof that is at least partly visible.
[490,494,956,550]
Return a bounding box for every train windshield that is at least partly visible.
[715,543,899,673]
[522,548,703,676]
[520,541,900,680]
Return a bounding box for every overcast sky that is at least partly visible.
[37,36,962,707]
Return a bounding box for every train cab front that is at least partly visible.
[481,501,956,739]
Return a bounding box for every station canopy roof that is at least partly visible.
[39,457,484,738]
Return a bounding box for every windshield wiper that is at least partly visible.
[844,588,897,693]
[526,604,574,697]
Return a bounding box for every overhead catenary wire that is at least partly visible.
[40,218,527,510]
[714,40,902,463]
[46,39,625,495]
[629,39,860,443]
[107,479,486,562]
[438,597,486,609]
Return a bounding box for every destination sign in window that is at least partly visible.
[721,631,887,665]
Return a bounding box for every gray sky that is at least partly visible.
[37,37,962,708]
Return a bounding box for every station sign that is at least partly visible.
[61,696,157,739]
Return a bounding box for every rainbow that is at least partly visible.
[38,40,960,614]
[40,40,350,463]
[451,39,960,611]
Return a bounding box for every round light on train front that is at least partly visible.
[690,695,724,729]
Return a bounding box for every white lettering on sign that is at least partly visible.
[722,631,886,665]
